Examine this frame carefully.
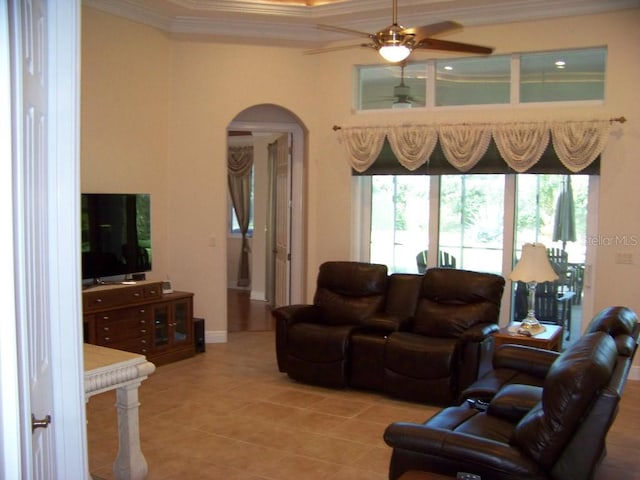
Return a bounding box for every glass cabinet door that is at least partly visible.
[154,305,170,348]
[173,300,189,345]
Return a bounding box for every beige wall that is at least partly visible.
[81,7,640,371]
[81,8,171,281]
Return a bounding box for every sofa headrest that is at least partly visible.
[513,332,617,469]
[314,262,388,325]
[420,268,505,305]
[587,306,637,336]
[411,269,505,337]
[316,261,388,296]
[586,306,639,356]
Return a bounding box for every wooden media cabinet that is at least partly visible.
[83,281,195,365]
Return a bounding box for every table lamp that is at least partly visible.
[509,243,559,335]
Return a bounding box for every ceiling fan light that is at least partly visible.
[379,44,411,63]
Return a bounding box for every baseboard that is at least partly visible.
[628,365,640,381]
[250,290,266,301]
[205,330,227,344]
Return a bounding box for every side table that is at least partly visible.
[84,343,156,480]
[493,322,563,352]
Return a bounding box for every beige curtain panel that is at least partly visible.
[228,145,254,287]
[339,120,612,174]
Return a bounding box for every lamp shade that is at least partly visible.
[379,45,411,63]
[509,243,559,283]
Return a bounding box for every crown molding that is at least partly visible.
[83,0,640,46]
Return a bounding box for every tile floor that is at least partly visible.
[86,295,639,480]
[87,330,441,480]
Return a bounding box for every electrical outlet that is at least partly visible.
[616,252,633,265]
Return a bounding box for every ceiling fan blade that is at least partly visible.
[316,24,373,39]
[416,38,493,54]
[402,21,462,40]
[304,43,373,55]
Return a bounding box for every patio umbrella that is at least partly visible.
[552,175,576,252]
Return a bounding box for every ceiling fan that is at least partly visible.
[308,0,493,63]
[363,63,424,108]
[390,63,423,107]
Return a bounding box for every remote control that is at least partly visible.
[457,473,481,480]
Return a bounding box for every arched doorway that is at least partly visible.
[227,104,306,329]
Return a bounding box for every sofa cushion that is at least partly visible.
[512,332,617,469]
[425,403,516,445]
[385,332,456,379]
[287,323,355,363]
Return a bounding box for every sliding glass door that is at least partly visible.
[370,176,430,273]
[366,173,589,325]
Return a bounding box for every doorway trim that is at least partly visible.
[228,119,306,305]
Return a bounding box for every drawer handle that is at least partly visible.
[149,289,157,295]
[141,348,147,353]
[141,339,147,344]
[103,326,109,332]
[104,336,110,341]
[140,329,147,334]
[95,298,102,304]
[133,292,141,297]
[102,316,109,321]
[139,309,145,314]
[140,319,146,325]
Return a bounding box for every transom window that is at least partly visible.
[356,47,606,110]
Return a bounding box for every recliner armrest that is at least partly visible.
[459,322,499,342]
[493,344,559,377]
[359,312,411,333]
[487,384,542,422]
[271,304,323,327]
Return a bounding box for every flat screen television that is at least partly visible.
[81,193,151,281]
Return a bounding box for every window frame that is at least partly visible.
[353,173,599,327]
[355,46,606,111]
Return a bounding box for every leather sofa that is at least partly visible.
[383,306,639,480]
[272,261,505,404]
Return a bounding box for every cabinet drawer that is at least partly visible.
[96,322,151,343]
[144,283,162,299]
[96,308,151,342]
[104,337,153,356]
[85,286,146,310]
[96,306,152,325]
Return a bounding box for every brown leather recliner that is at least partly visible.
[383,268,505,405]
[384,331,622,480]
[460,305,640,403]
[272,261,388,387]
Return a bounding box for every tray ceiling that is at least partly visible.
[83,0,640,47]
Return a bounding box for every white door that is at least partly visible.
[3,0,86,478]
[12,0,56,474]
[274,133,291,307]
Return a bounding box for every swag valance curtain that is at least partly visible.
[339,120,612,174]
